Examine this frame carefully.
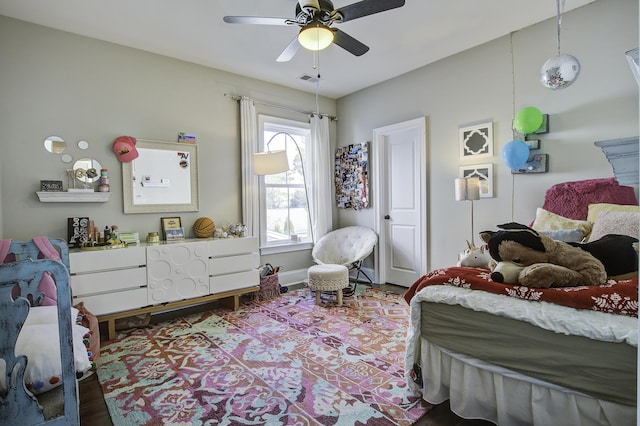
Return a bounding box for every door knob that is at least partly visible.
[384,215,390,220]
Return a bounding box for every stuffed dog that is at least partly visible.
[480,223,638,288]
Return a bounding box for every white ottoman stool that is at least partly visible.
[307,264,349,306]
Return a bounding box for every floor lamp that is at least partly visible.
[454,177,480,246]
[253,132,314,243]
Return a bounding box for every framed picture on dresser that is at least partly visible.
[161,216,182,240]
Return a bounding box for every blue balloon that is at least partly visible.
[502,140,529,170]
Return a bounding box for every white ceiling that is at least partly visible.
[0,0,596,99]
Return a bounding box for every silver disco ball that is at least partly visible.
[540,54,581,90]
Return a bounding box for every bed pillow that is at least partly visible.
[588,210,640,242]
[539,228,584,243]
[531,208,592,240]
[587,203,640,223]
[11,323,92,394]
[541,178,638,220]
[24,306,80,327]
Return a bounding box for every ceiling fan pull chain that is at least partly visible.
[315,51,321,115]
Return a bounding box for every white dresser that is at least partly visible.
[69,237,260,339]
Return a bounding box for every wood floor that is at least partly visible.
[79,373,113,426]
[78,283,494,426]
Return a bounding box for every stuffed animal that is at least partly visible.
[479,222,638,288]
[456,240,492,269]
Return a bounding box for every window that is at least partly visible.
[258,116,311,248]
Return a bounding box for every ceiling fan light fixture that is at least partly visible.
[298,22,333,51]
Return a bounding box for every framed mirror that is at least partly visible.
[122,139,199,213]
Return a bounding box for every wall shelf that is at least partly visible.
[36,191,111,203]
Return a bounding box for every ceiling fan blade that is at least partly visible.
[276,36,301,62]
[223,16,291,26]
[335,0,405,22]
[331,29,369,56]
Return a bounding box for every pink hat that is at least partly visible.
[113,136,138,162]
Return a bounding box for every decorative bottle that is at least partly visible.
[98,169,110,192]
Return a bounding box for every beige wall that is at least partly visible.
[336,0,639,271]
[0,15,336,272]
[1,0,638,279]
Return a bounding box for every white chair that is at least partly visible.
[311,226,377,295]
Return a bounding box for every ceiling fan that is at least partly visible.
[223,0,406,62]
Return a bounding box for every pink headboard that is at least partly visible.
[541,178,638,220]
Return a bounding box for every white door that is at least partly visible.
[372,118,427,286]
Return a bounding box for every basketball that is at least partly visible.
[193,217,215,238]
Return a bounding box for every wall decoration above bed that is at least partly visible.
[459,121,493,160]
[511,153,549,174]
[335,142,369,210]
[459,163,493,198]
[594,136,639,185]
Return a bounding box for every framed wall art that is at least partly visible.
[459,163,494,198]
[459,121,493,160]
[122,139,199,214]
[335,142,369,210]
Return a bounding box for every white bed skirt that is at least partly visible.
[418,338,636,426]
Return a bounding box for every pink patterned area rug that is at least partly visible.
[97,287,431,425]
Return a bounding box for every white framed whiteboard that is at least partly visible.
[122,139,199,213]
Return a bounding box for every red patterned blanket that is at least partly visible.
[403,267,638,317]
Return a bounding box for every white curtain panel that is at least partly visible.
[309,114,332,242]
[240,98,259,237]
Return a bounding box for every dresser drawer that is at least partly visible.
[208,237,258,257]
[210,253,259,275]
[70,246,146,274]
[73,288,148,316]
[210,270,259,294]
[72,267,147,297]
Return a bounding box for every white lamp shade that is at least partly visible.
[455,177,480,201]
[253,150,289,175]
[298,23,334,51]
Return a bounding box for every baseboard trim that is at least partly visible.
[278,266,376,286]
[277,268,308,286]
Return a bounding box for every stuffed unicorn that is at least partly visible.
[456,240,492,269]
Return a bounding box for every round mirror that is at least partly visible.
[73,158,102,183]
[78,140,89,150]
[61,154,73,163]
[44,136,66,154]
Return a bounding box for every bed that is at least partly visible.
[0,238,94,425]
[403,179,639,425]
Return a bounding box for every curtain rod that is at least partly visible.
[224,93,337,121]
